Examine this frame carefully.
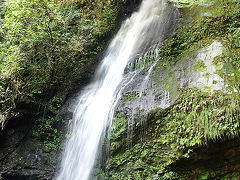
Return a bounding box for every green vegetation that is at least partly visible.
[31,90,68,152]
[32,116,63,152]
[110,112,127,152]
[122,91,140,102]
[194,60,207,72]
[106,0,240,179]
[157,0,240,68]
[215,27,240,93]
[0,0,124,128]
[161,89,240,156]
[134,54,156,70]
[107,89,240,179]
[0,0,239,178]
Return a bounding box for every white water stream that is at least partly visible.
[56,0,177,179]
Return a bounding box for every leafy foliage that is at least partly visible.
[32,116,63,152]
[122,91,140,102]
[106,89,240,179]
[106,0,240,179]
[158,0,240,68]
[0,0,123,128]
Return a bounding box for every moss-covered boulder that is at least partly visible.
[105,0,240,179]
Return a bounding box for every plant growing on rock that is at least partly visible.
[0,0,123,128]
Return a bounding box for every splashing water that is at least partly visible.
[56,0,179,179]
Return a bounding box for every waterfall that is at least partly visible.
[56,0,179,179]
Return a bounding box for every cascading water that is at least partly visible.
[56,0,179,179]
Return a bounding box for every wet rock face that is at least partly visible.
[113,41,225,129]
[0,94,75,180]
[173,41,225,91]
[106,39,231,178]
[113,1,181,126]
[200,11,212,17]
[0,115,56,180]
[105,0,240,177]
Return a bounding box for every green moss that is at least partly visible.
[155,0,239,73]
[110,112,127,141]
[48,90,67,114]
[32,116,64,152]
[106,88,240,179]
[135,55,156,70]
[216,29,240,93]
[194,60,207,72]
[164,89,240,147]
[105,0,240,178]
[164,74,179,93]
[122,91,140,102]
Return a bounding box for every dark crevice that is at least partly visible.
[1,174,38,180]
